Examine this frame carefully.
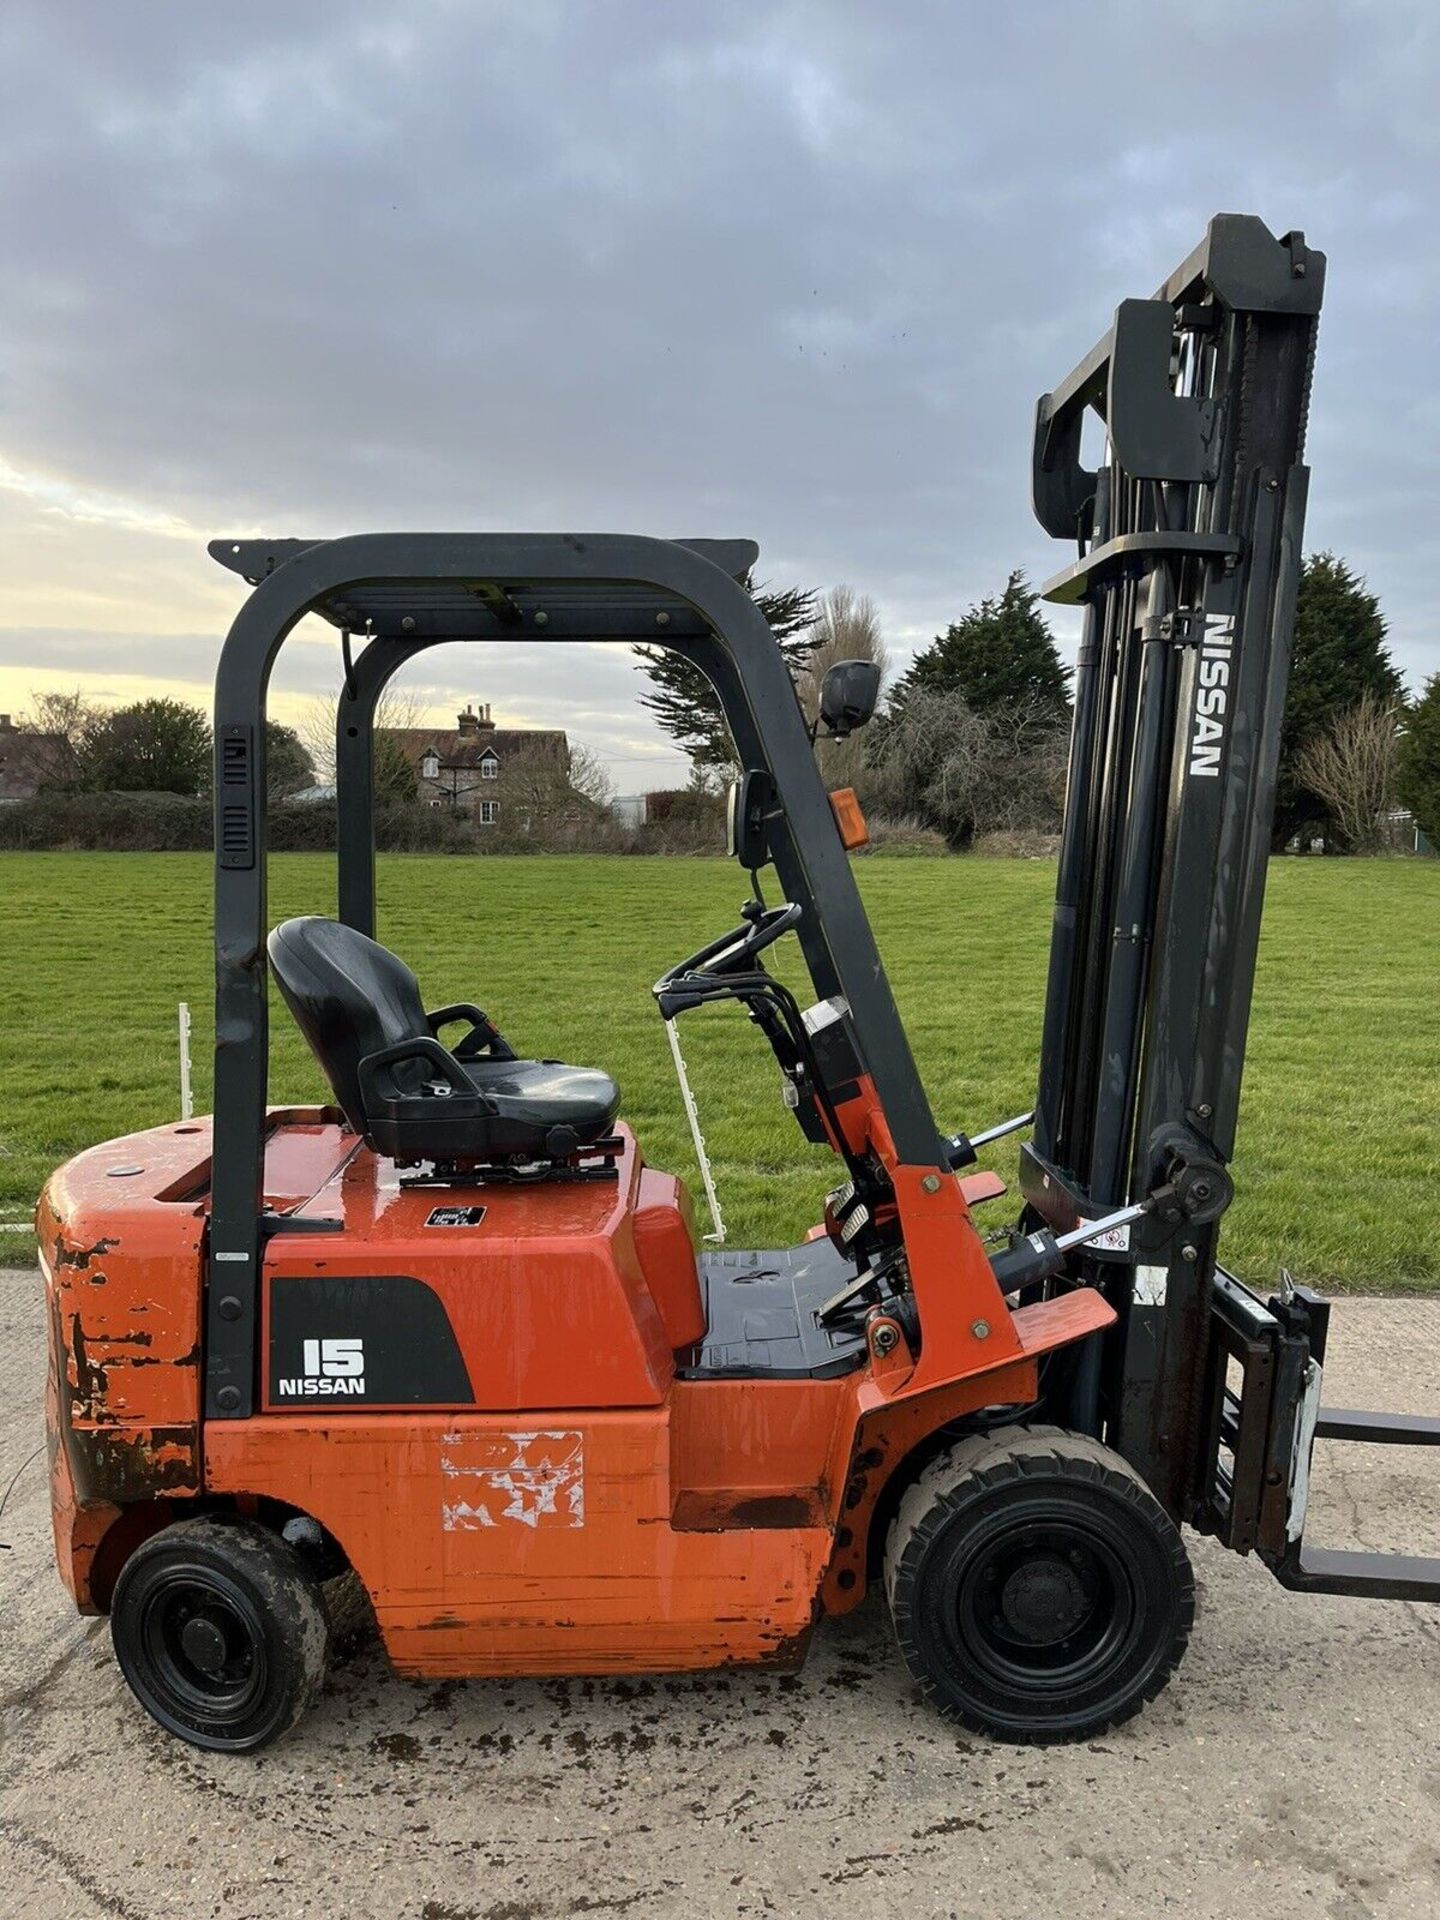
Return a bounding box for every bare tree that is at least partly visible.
[19,688,100,790]
[566,743,615,809]
[294,694,338,785]
[498,742,614,833]
[866,685,1069,847]
[1294,690,1402,852]
[295,683,429,787]
[867,687,989,841]
[798,585,889,797]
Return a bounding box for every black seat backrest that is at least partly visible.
[267,917,433,1132]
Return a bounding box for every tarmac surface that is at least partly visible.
[2,1265,1437,1920]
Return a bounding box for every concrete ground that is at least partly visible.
[2,1267,1437,1920]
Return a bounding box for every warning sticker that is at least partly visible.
[1083,1218,1132,1254]
[426,1205,487,1229]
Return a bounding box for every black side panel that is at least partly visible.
[268,1274,475,1407]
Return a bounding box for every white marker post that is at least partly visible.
[663,1016,726,1244]
[178,1002,193,1121]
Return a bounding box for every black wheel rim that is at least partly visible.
[948,1506,1138,1698]
[137,1568,268,1727]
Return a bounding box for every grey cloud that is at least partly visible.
[1,0,1436,727]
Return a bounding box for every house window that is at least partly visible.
[480,800,499,825]
[480,754,499,779]
[421,750,440,780]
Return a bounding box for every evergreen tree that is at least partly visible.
[888,572,1069,720]
[1397,673,1440,851]
[1274,553,1403,849]
[81,698,212,796]
[636,581,819,769]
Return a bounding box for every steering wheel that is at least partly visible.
[653,900,803,999]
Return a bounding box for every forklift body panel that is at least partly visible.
[41,1112,1108,1669]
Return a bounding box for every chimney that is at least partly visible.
[0,714,13,732]
[475,702,496,732]
[457,704,479,737]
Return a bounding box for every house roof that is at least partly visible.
[383,726,568,771]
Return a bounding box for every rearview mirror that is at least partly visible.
[727,768,774,869]
[819,659,881,738]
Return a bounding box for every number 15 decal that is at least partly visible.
[302,1337,365,1378]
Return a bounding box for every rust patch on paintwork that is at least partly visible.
[50,1296,200,1508]
[719,1623,813,1673]
[40,1120,215,1612]
[68,1317,110,1421]
[53,1235,119,1271]
[671,1489,826,1532]
[65,1426,199,1505]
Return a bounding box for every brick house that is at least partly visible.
[381,703,569,827]
[0,713,56,803]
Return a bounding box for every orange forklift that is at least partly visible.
[40,215,1436,1755]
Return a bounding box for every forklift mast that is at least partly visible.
[1026,215,1323,1515]
[1032,218,1436,1606]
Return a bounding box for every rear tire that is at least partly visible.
[885,1425,1193,1743]
[111,1516,329,1753]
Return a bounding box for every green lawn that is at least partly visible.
[1,853,1435,1288]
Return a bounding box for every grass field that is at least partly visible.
[1,852,1436,1288]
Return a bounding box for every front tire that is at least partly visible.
[111,1516,330,1753]
[885,1426,1193,1743]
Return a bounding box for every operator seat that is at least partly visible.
[268,917,620,1164]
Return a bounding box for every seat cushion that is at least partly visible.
[461,1059,620,1142]
[267,917,621,1165]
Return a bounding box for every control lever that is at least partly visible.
[989,1198,1150,1293]
[946,1108,1035,1170]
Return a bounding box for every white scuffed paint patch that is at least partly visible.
[440,1429,585,1532]
[1134,1265,1169,1306]
[441,1498,497,1530]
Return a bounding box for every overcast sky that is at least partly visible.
[2,1,1436,784]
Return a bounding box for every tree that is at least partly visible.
[867,686,1069,848]
[82,698,212,795]
[1396,673,1440,850]
[798,585,889,799]
[1293,692,1402,853]
[566,742,616,810]
[297,693,341,786]
[296,683,428,785]
[887,572,1069,722]
[1274,554,1403,849]
[16,689,100,791]
[499,742,614,835]
[636,580,819,770]
[374,732,418,807]
[266,722,315,801]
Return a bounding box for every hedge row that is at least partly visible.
[0,791,727,855]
